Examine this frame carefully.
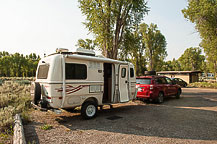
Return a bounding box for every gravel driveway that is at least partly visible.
[24,88,217,144]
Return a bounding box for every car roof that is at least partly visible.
[136,75,167,79]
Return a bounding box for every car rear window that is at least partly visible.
[136,78,151,84]
[37,65,49,79]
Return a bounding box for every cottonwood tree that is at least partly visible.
[182,0,217,76]
[78,0,149,59]
[0,52,40,77]
[178,47,205,71]
[119,26,147,76]
[76,39,97,50]
[140,23,167,71]
[162,58,183,71]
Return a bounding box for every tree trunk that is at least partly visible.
[150,49,153,71]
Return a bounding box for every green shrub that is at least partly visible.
[40,124,53,130]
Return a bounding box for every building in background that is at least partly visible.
[157,71,202,84]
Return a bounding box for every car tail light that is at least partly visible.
[150,85,154,90]
[138,87,144,92]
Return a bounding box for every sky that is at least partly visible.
[0,0,201,61]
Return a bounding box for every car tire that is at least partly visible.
[176,89,181,99]
[156,92,164,103]
[81,101,98,119]
[31,82,41,105]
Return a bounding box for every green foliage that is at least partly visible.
[40,124,53,130]
[178,47,205,71]
[182,0,217,77]
[161,58,182,71]
[119,25,147,76]
[189,82,217,89]
[78,0,149,59]
[140,23,167,71]
[119,23,167,74]
[0,51,40,77]
[76,39,97,50]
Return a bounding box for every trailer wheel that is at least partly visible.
[31,82,41,105]
[81,101,98,119]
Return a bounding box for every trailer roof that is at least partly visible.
[66,54,129,64]
[47,52,131,65]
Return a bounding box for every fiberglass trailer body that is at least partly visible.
[31,48,136,119]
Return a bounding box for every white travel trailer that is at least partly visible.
[31,48,136,119]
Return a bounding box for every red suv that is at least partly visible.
[136,76,181,103]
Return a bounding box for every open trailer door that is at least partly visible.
[119,64,129,102]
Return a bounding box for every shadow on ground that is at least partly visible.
[24,121,40,144]
[24,88,217,143]
[56,100,217,141]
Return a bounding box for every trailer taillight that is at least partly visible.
[47,96,51,99]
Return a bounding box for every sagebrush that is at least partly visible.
[0,81,32,129]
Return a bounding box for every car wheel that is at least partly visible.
[176,89,181,99]
[156,92,164,103]
[31,82,41,105]
[81,101,98,119]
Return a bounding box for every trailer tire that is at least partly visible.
[81,101,98,119]
[31,82,41,105]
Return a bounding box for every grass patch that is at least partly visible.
[188,82,217,89]
[40,124,53,130]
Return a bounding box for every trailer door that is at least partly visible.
[119,65,129,102]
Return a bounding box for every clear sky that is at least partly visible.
[0,0,201,60]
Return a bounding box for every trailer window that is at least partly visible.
[121,68,126,78]
[65,63,87,79]
[37,65,49,79]
[130,68,134,77]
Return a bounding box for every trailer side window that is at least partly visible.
[37,65,49,79]
[130,68,134,77]
[121,68,126,78]
[65,63,87,79]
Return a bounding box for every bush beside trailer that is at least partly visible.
[31,48,137,119]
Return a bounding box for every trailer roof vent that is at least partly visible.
[76,48,95,56]
[56,48,69,53]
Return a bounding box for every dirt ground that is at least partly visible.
[24,88,217,144]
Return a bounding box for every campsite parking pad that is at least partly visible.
[24,88,217,144]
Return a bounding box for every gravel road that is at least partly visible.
[24,88,217,144]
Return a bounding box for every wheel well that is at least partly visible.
[159,91,164,96]
[83,97,98,106]
[178,88,182,94]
